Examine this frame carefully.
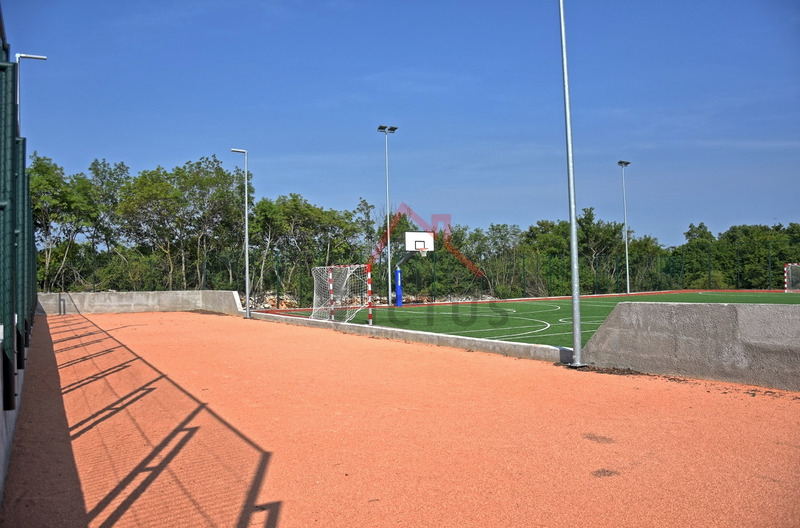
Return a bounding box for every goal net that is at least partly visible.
[311,264,373,324]
[785,263,800,293]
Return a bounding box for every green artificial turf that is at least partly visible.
[344,291,800,348]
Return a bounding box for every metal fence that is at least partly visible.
[0,47,37,410]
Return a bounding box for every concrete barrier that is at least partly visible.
[249,311,573,364]
[36,291,243,316]
[583,302,800,392]
[34,291,569,363]
[36,293,799,391]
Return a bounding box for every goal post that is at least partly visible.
[785,263,800,293]
[311,264,373,324]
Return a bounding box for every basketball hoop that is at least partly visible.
[405,232,434,258]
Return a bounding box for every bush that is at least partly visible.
[686,270,730,290]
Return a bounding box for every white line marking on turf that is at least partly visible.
[446,319,551,337]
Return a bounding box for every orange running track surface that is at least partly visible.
[1,311,799,527]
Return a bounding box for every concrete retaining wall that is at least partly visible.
[249,311,573,364]
[36,293,798,391]
[583,302,800,392]
[34,291,570,364]
[37,291,243,316]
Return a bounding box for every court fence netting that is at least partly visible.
[0,45,38,412]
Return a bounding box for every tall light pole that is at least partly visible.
[231,148,251,318]
[377,125,397,306]
[15,53,48,133]
[618,160,631,295]
[558,0,582,366]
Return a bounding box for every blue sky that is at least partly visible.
[5,0,799,248]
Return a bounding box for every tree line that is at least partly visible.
[29,152,800,306]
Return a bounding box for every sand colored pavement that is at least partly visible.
[1,311,799,527]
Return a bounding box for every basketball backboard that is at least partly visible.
[405,231,435,253]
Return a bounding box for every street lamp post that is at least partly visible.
[558,0,583,366]
[15,53,48,133]
[618,160,631,295]
[14,52,47,371]
[377,125,397,306]
[231,148,251,318]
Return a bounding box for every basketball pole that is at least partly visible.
[558,0,583,366]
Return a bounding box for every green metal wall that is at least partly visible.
[0,45,37,410]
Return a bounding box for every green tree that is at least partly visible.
[60,173,101,290]
[117,166,183,290]
[30,151,799,299]
[173,156,239,290]
[251,197,287,301]
[627,235,668,291]
[354,197,377,255]
[482,223,523,298]
[29,153,99,291]
[684,222,714,242]
[87,158,128,252]
[524,219,570,255]
[577,207,624,293]
[249,193,367,306]
[29,153,69,291]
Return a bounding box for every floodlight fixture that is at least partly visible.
[377,124,398,305]
[15,53,48,133]
[16,54,47,61]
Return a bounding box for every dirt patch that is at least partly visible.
[555,363,648,376]
[583,433,614,444]
[592,469,620,478]
[187,309,231,316]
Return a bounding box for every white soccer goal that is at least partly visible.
[785,263,800,293]
[311,264,373,324]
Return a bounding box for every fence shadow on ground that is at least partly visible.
[0,316,88,527]
[1,314,280,528]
